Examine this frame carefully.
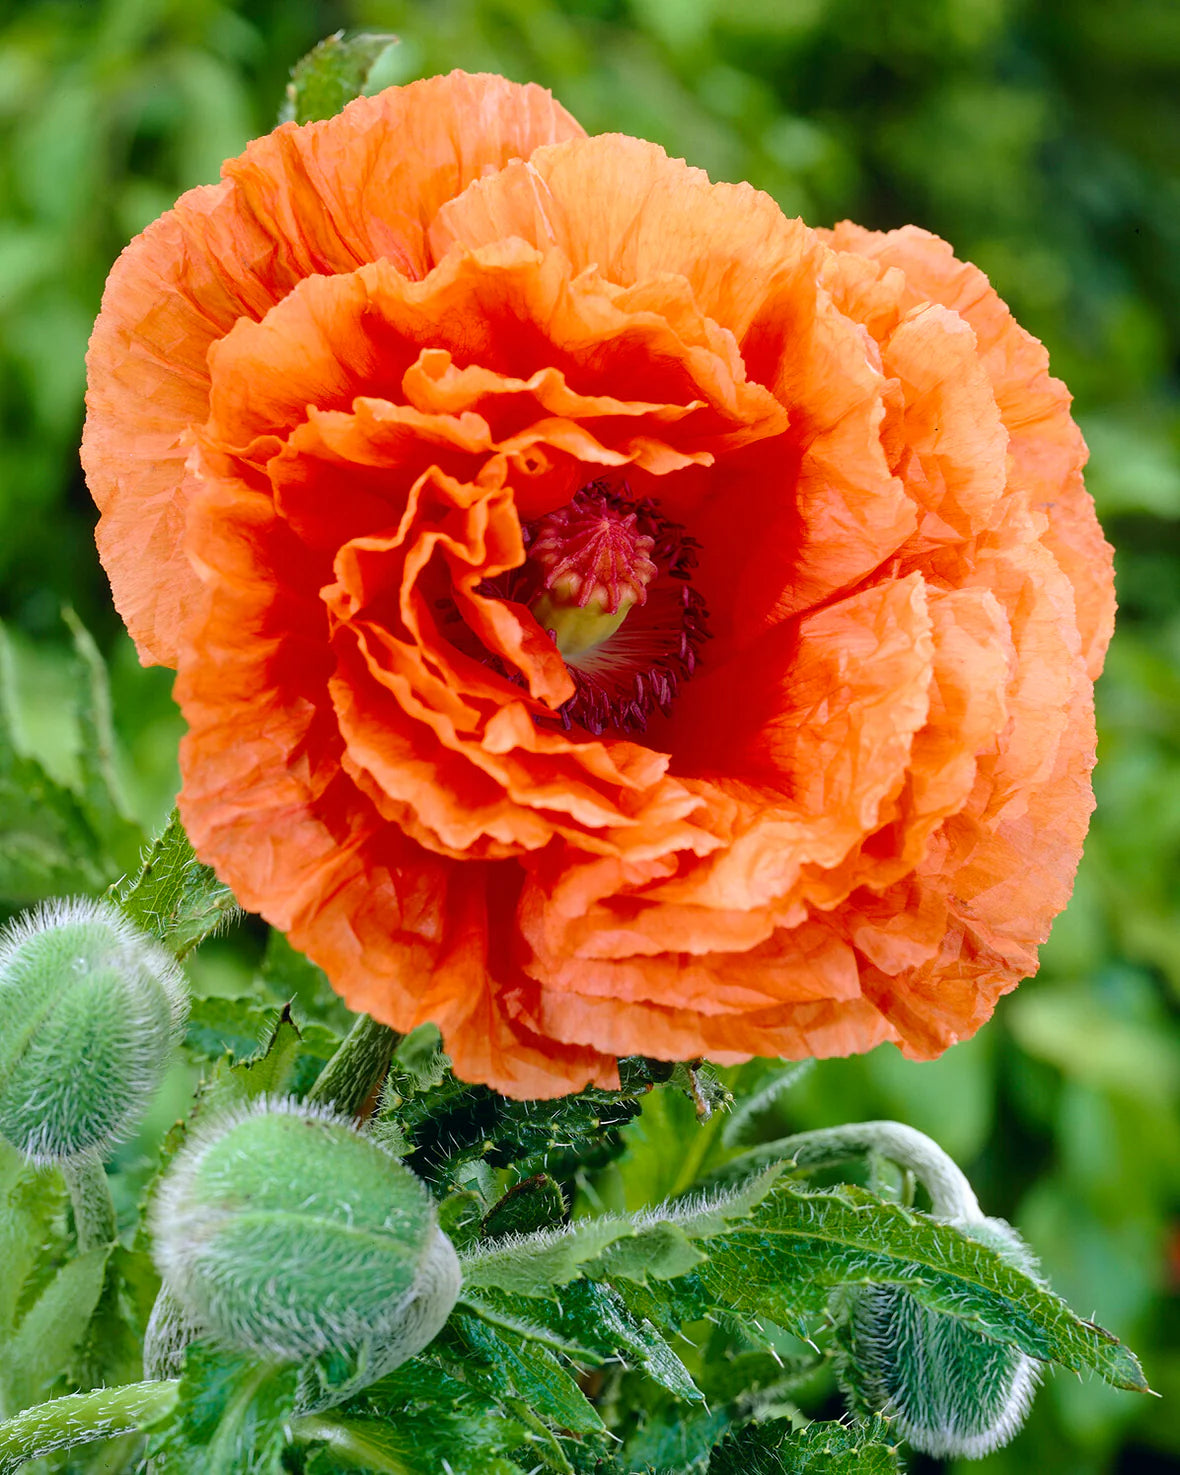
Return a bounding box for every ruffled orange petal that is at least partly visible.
[172,452,616,1099]
[434,136,918,648]
[823,222,1115,681]
[516,576,936,1058]
[83,73,583,666]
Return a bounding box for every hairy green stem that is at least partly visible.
[307,1012,399,1117]
[60,1153,118,1250]
[0,1380,178,1473]
[769,1121,982,1221]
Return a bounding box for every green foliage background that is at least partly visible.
[0,0,1177,1469]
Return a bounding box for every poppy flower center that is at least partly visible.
[528,495,658,659]
[522,482,710,736]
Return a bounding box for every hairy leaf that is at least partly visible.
[285,32,403,125]
[112,809,239,958]
[450,1313,606,1435]
[186,992,276,1062]
[462,1169,781,1298]
[191,1004,338,1123]
[62,608,144,870]
[692,1182,1149,1391]
[147,1341,298,1474]
[0,625,109,903]
[462,1217,639,1296]
[0,1246,110,1415]
[0,1140,66,1348]
[379,1053,680,1191]
[481,1175,568,1238]
[708,1417,903,1474]
[625,1405,735,1474]
[466,1281,703,1404]
[305,1360,530,1474]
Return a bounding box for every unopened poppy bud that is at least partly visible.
[0,898,188,1163]
[151,1097,461,1410]
[837,1215,1042,1459]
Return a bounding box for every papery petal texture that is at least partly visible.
[84,73,1114,1096]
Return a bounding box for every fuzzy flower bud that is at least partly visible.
[837,1215,1042,1459]
[151,1097,462,1410]
[0,898,188,1164]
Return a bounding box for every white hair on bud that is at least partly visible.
[296,1217,462,1414]
[0,895,189,1042]
[151,1093,460,1409]
[845,1281,1042,1458]
[837,1213,1046,1460]
[0,896,189,1163]
[150,1092,367,1291]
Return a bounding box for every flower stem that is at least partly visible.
[60,1153,118,1250]
[0,1380,178,1473]
[770,1120,983,1222]
[307,1013,399,1118]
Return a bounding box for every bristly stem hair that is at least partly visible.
[60,1153,118,1251]
[306,1012,400,1118]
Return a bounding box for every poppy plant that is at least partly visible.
[82,72,1114,1097]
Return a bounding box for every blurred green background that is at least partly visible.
[0,0,1177,1469]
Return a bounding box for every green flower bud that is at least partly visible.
[152,1097,461,1410]
[0,898,188,1163]
[836,1216,1042,1459]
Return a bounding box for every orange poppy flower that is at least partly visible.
[83,72,1114,1097]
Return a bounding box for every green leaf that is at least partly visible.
[148,1341,298,1475]
[300,1413,526,1475]
[0,624,109,903]
[708,1417,904,1474]
[462,1216,639,1297]
[0,1140,66,1346]
[580,1281,703,1403]
[285,33,403,125]
[392,1024,450,1092]
[617,1339,821,1471]
[462,1168,781,1297]
[438,1191,485,1251]
[111,808,239,959]
[195,1005,317,1117]
[624,1403,735,1474]
[588,1219,705,1283]
[450,1313,606,1435]
[0,1246,111,1414]
[185,992,276,1061]
[690,1182,1150,1392]
[465,1281,703,1404]
[89,1245,161,1390]
[61,607,144,870]
[380,1050,653,1190]
[303,1360,530,1474]
[456,1296,600,1364]
[481,1175,568,1238]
